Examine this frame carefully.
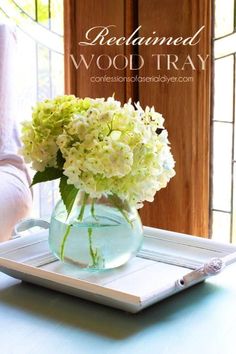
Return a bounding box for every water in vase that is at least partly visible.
[49,200,143,270]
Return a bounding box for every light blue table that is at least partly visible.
[0,263,236,354]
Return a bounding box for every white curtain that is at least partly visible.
[0,23,32,241]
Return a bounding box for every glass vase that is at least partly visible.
[49,192,143,270]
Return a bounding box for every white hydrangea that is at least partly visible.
[21,95,175,208]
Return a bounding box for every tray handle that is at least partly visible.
[13,218,50,237]
[176,257,225,288]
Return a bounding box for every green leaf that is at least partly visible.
[56,149,65,169]
[59,175,79,217]
[31,167,63,187]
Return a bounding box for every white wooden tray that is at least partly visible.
[0,226,236,313]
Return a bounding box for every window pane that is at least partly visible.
[51,51,64,96]
[39,182,55,219]
[0,1,64,219]
[15,31,37,119]
[37,45,51,100]
[212,122,233,212]
[234,55,236,160]
[0,1,63,53]
[14,0,36,19]
[50,0,64,35]
[214,33,236,58]
[214,56,234,122]
[215,0,234,38]
[231,163,236,242]
[212,0,236,242]
[37,0,50,27]
[212,211,231,243]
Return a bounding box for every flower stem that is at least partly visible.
[91,199,98,220]
[60,224,72,261]
[77,192,89,221]
[88,227,97,267]
[108,194,133,228]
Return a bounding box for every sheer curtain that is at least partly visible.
[0,23,32,241]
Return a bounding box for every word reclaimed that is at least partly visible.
[78,25,205,46]
[70,25,209,72]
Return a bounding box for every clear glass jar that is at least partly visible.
[49,192,143,270]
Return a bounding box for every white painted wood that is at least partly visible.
[0,227,236,312]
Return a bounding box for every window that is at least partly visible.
[0,0,64,219]
[212,0,236,242]
[0,1,214,236]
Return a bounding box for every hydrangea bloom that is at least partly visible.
[20,95,91,171]
[21,96,175,208]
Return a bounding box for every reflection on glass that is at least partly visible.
[214,56,234,122]
[215,0,234,38]
[212,122,233,212]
